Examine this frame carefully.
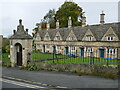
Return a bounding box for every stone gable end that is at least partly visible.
[101,27,119,41]
[66,30,77,41]
[36,32,41,40]
[44,32,51,41]
[54,31,63,41]
[82,29,96,41]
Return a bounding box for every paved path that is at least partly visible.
[2,67,118,88]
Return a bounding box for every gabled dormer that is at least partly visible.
[54,31,62,41]
[35,32,41,41]
[101,27,119,41]
[44,32,51,41]
[66,30,77,41]
[82,29,96,41]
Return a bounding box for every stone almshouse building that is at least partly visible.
[35,12,120,59]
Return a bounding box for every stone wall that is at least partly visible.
[32,62,118,79]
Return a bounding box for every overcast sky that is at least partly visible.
[0,0,119,37]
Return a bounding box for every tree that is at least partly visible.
[55,1,83,28]
[42,9,56,29]
[5,45,10,53]
[2,38,9,53]
[44,9,56,22]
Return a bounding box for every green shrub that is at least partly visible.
[27,64,37,71]
[2,62,11,68]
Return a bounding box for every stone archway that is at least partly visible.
[15,43,22,66]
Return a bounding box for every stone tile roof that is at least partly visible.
[10,19,32,39]
[38,30,47,40]
[58,28,71,41]
[37,22,120,41]
[10,30,33,39]
[48,29,58,40]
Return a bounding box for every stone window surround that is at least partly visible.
[107,36,114,41]
[86,35,93,41]
[56,36,60,41]
[57,45,61,50]
[69,36,74,41]
[37,44,40,48]
[70,46,76,51]
[46,45,50,49]
[86,47,93,53]
[45,36,50,41]
[107,48,116,54]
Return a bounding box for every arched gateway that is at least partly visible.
[9,19,33,67]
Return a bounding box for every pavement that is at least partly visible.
[2,66,119,89]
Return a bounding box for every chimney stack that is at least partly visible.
[82,12,86,27]
[46,21,50,30]
[68,16,72,28]
[100,11,105,24]
[56,20,59,29]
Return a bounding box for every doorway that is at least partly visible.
[80,48,84,57]
[15,43,22,66]
[43,45,45,53]
[99,49,105,58]
[65,47,69,55]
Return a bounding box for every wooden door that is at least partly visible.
[17,52,22,66]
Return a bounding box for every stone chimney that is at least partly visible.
[36,23,41,31]
[68,16,72,28]
[100,11,105,24]
[46,21,50,30]
[56,20,59,29]
[82,12,86,27]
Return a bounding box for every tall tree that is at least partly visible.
[55,1,83,28]
[44,9,56,22]
[40,9,56,30]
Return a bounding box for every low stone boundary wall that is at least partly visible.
[31,62,118,79]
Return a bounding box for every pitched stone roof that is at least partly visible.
[37,22,120,41]
[10,19,33,39]
[38,30,47,40]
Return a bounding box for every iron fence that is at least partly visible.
[32,46,120,65]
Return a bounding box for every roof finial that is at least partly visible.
[19,19,22,24]
[102,10,104,14]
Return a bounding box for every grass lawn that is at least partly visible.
[2,53,10,62]
[32,51,69,61]
[44,57,120,65]
[2,52,120,65]
[2,52,67,62]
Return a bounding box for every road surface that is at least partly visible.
[1,78,46,89]
[2,66,119,89]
